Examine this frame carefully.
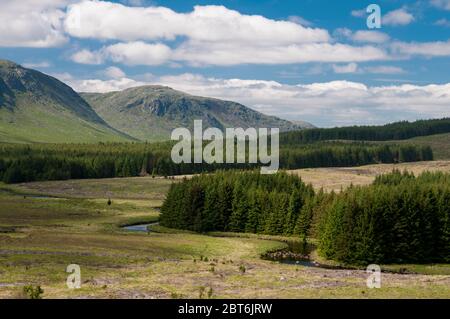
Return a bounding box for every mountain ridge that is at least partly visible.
[0,59,134,143]
[81,85,311,141]
[0,59,313,143]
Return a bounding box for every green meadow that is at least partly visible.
[0,168,449,299]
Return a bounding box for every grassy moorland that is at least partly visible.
[289,160,450,192]
[0,166,449,299]
[386,133,450,160]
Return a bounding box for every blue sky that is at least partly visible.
[0,0,450,127]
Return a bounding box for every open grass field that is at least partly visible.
[0,162,449,299]
[290,160,450,192]
[385,133,450,160]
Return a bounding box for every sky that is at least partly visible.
[0,0,450,127]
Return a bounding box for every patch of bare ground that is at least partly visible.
[289,160,450,192]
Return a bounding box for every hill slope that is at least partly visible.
[81,86,309,141]
[281,118,450,145]
[0,60,133,143]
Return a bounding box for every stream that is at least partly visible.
[121,222,159,233]
[121,225,341,269]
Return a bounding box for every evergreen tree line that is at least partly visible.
[318,171,450,264]
[160,170,449,264]
[281,118,450,144]
[0,142,433,184]
[159,171,315,237]
[280,144,433,169]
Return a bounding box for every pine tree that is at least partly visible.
[284,189,303,235]
[229,182,248,232]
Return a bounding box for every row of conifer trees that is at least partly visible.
[318,171,450,264]
[0,142,432,183]
[160,170,450,264]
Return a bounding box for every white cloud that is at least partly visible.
[71,49,104,65]
[105,42,172,65]
[331,63,405,75]
[71,41,387,66]
[383,8,414,26]
[172,41,387,66]
[364,66,405,74]
[431,0,450,10]
[352,31,390,44]
[65,1,390,66]
[333,63,359,74]
[103,66,126,79]
[61,72,450,127]
[71,42,172,66]
[334,29,390,44]
[72,77,146,93]
[64,2,330,44]
[0,0,70,47]
[391,40,450,57]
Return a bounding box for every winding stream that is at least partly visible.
[121,224,343,269]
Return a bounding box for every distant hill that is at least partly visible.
[281,118,450,144]
[292,120,316,129]
[0,60,133,143]
[81,86,309,141]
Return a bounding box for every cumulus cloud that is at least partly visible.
[105,42,172,65]
[71,40,387,66]
[64,2,330,44]
[65,1,390,66]
[391,40,450,57]
[70,42,172,66]
[334,28,390,45]
[383,8,414,26]
[71,49,105,65]
[13,0,401,67]
[72,77,146,92]
[103,66,126,79]
[60,72,450,127]
[0,0,70,47]
[352,31,390,44]
[172,41,387,66]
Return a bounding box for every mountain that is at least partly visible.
[81,86,310,141]
[0,60,133,143]
[292,120,316,129]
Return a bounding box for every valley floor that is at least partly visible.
[0,162,449,299]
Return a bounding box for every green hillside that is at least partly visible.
[81,86,309,141]
[0,60,133,143]
[383,133,450,160]
[281,118,450,144]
